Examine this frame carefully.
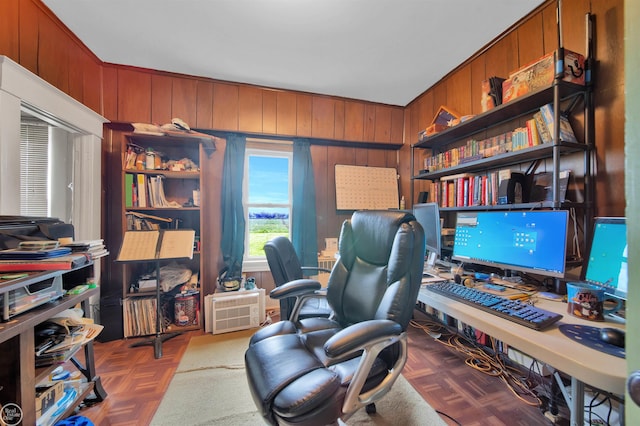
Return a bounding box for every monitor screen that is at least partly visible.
[413,202,441,259]
[452,210,569,278]
[584,217,627,300]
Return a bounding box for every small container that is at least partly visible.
[145,148,155,169]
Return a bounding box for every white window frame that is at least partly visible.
[242,141,293,272]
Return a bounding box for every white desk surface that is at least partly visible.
[417,286,626,395]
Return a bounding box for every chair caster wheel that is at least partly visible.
[366,403,376,414]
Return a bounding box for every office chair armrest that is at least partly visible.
[269,278,322,300]
[324,319,402,358]
[300,266,332,275]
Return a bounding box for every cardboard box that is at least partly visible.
[36,380,64,418]
[502,49,585,104]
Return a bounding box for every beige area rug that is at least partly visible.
[151,329,446,425]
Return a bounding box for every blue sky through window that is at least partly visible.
[248,155,289,205]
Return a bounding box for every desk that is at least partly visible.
[417,287,625,425]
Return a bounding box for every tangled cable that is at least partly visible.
[410,318,542,407]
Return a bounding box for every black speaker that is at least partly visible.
[498,172,527,204]
[418,191,429,203]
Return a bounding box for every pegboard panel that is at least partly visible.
[334,165,399,210]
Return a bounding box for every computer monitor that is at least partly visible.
[452,210,569,278]
[413,203,441,265]
[583,217,628,300]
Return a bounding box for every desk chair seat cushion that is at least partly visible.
[245,326,392,425]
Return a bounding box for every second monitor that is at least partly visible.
[413,202,441,268]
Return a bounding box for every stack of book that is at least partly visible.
[0,245,89,272]
[61,239,109,260]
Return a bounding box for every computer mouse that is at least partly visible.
[599,327,625,348]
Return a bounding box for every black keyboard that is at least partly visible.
[424,282,562,330]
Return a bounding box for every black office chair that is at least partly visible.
[263,236,332,320]
[245,210,425,426]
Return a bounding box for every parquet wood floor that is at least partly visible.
[75,309,554,425]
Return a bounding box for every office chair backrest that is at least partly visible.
[326,210,425,329]
[263,236,304,286]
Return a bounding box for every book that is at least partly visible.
[137,174,148,208]
[125,173,134,208]
[539,103,578,143]
[0,253,89,272]
[533,111,552,144]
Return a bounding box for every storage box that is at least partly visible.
[502,49,585,104]
[418,106,461,140]
[36,380,64,418]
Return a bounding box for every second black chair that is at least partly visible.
[263,236,332,320]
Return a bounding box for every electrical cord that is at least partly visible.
[411,318,542,408]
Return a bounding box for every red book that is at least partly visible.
[0,254,89,272]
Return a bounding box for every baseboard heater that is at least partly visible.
[204,288,265,334]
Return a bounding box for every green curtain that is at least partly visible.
[220,133,246,277]
[292,139,319,268]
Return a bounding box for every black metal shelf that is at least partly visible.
[413,81,587,151]
[412,141,588,181]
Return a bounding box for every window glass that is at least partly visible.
[244,145,292,259]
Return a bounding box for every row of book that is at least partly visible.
[123,297,159,337]
[422,103,578,173]
[429,171,503,208]
[125,173,182,208]
[428,168,572,208]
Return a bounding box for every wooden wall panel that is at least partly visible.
[81,54,103,114]
[484,32,519,81]
[195,80,214,129]
[18,0,39,75]
[117,68,151,123]
[38,10,69,93]
[373,105,391,143]
[344,101,364,141]
[262,90,277,134]
[212,82,238,131]
[517,13,545,67]
[68,43,84,103]
[276,91,297,135]
[0,1,19,62]
[102,65,118,121]
[296,94,312,136]
[470,56,486,116]
[151,75,172,125]
[363,104,376,141]
[447,64,472,116]
[172,77,198,127]
[238,85,263,133]
[390,108,404,144]
[312,96,335,139]
[334,100,345,140]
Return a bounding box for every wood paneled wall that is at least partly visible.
[404,0,625,217]
[1,0,626,263]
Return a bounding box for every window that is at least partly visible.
[20,119,50,216]
[19,114,74,221]
[243,141,293,268]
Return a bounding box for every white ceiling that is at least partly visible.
[43,0,544,107]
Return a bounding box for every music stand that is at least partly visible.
[116,229,195,359]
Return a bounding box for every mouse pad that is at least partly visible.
[559,324,625,359]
